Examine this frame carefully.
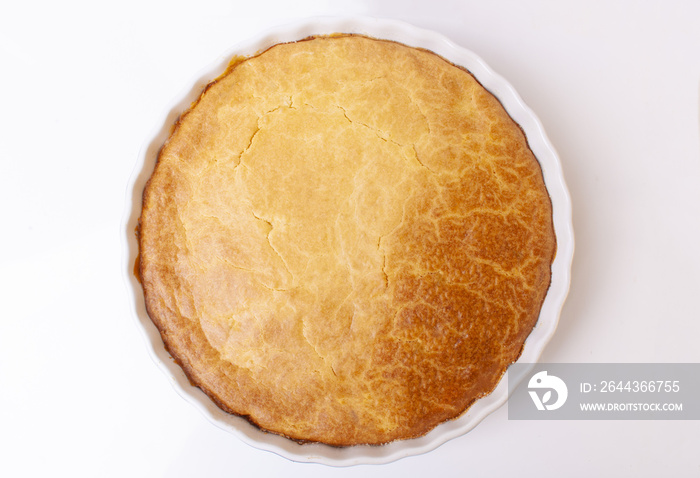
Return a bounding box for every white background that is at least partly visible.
[1,1,699,476]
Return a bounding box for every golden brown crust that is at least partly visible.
[139,34,556,446]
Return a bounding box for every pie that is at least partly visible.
[138,34,556,446]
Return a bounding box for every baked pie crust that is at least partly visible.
[138,34,556,446]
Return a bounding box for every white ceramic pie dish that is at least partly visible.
[122,16,574,466]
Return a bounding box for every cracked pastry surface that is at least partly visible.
[138,34,556,446]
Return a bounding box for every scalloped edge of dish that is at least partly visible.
[122,15,574,467]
